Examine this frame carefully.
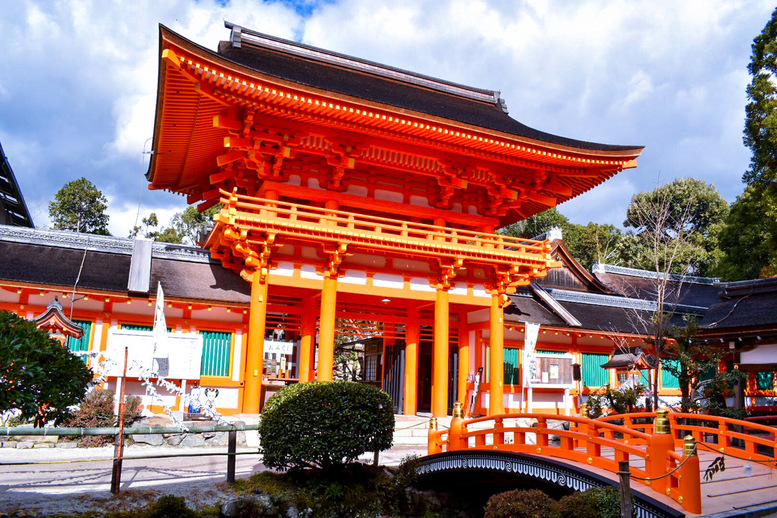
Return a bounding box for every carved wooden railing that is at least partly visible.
[214,188,556,269]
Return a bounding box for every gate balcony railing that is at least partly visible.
[210,188,557,271]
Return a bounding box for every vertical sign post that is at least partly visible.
[111,346,128,494]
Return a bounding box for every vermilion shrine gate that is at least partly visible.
[147,23,643,416]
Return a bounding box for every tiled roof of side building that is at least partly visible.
[212,24,642,153]
[0,226,248,304]
[699,278,777,330]
[0,240,131,293]
[591,263,720,309]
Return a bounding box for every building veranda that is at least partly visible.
[2,23,776,420]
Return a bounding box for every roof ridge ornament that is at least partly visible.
[230,23,242,48]
[223,21,502,106]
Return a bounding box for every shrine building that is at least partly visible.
[144,23,643,417]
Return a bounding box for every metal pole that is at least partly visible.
[110,347,128,495]
[618,460,632,518]
[227,429,237,483]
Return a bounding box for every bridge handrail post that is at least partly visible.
[677,435,702,514]
[428,418,443,455]
[646,409,674,495]
[494,417,505,448]
[536,416,549,448]
[586,419,600,459]
[448,402,465,451]
[576,405,589,448]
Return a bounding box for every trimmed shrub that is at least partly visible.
[145,494,197,518]
[259,381,394,470]
[557,486,620,518]
[484,489,560,518]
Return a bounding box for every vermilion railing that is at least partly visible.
[215,189,555,267]
[429,410,701,514]
[600,412,777,464]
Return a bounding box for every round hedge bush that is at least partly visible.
[484,488,559,518]
[259,381,395,470]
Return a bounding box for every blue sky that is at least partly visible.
[0,0,773,236]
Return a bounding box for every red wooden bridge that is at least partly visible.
[423,405,777,517]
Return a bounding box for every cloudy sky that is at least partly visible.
[1,0,773,236]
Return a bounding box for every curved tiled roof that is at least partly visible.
[216,24,642,154]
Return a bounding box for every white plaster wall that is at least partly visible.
[300,265,321,279]
[346,184,368,196]
[375,189,403,203]
[410,277,435,292]
[272,262,295,277]
[450,282,468,296]
[373,273,403,289]
[340,270,367,285]
[409,195,429,208]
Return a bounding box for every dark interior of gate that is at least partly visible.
[336,320,460,415]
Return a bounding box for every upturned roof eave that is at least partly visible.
[152,25,643,163]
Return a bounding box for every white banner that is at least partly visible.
[152,282,168,359]
[522,322,541,386]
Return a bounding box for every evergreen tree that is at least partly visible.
[743,7,777,187]
[622,178,728,276]
[0,310,93,426]
[714,185,777,279]
[169,204,221,245]
[716,8,777,279]
[498,207,570,240]
[49,177,110,235]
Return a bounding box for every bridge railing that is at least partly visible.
[430,408,702,514]
[599,412,777,463]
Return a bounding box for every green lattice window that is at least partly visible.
[121,323,153,331]
[504,348,521,385]
[66,320,92,361]
[661,360,680,389]
[200,330,232,377]
[582,353,609,387]
[756,371,775,391]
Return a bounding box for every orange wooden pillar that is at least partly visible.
[457,313,470,413]
[404,306,420,415]
[298,297,316,383]
[432,288,449,417]
[489,293,505,415]
[317,274,337,381]
[243,272,269,413]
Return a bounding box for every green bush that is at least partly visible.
[259,381,394,471]
[484,489,560,518]
[0,310,93,426]
[557,486,620,518]
[485,486,620,518]
[145,494,197,518]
